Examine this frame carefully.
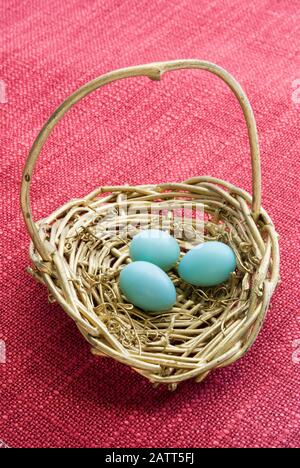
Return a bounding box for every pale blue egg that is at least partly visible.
[119,261,176,312]
[129,229,180,271]
[178,241,236,287]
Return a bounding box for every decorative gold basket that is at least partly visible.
[21,60,280,390]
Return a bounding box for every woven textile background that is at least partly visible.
[1,0,300,448]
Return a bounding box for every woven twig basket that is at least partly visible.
[21,60,280,389]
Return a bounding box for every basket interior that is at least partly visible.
[30,179,273,386]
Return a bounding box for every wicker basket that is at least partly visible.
[21,60,280,390]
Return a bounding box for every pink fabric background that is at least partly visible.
[1,0,300,448]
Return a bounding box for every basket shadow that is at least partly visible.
[21,262,249,411]
[39,304,217,408]
[23,285,245,411]
[57,323,237,411]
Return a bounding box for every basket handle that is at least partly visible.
[21,59,261,261]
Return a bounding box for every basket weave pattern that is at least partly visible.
[21,60,279,389]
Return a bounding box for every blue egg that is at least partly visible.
[119,261,176,312]
[130,229,180,271]
[178,241,236,287]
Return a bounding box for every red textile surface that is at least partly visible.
[0,0,300,449]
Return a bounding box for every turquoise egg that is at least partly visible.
[119,261,176,312]
[178,241,236,287]
[129,229,180,271]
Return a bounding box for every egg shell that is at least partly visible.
[178,241,236,287]
[119,261,177,312]
[129,229,180,271]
